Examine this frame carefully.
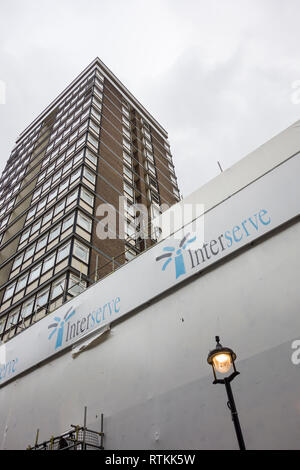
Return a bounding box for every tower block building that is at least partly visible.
[0,58,180,343]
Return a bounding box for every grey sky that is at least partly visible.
[1,0,300,197]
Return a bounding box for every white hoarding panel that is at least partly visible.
[0,155,299,386]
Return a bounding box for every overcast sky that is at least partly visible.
[1,0,300,197]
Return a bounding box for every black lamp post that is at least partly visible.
[207,336,246,450]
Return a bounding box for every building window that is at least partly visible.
[83,167,96,185]
[36,198,47,212]
[148,175,158,191]
[0,215,9,231]
[150,190,160,205]
[36,235,48,252]
[125,199,135,219]
[81,188,94,207]
[78,212,92,233]
[21,297,34,318]
[122,106,130,119]
[60,140,68,152]
[70,167,82,184]
[49,223,61,241]
[92,96,102,111]
[16,274,28,292]
[52,169,62,183]
[66,144,76,158]
[86,148,97,166]
[67,189,79,206]
[170,175,177,186]
[54,199,65,216]
[12,254,23,270]
[122,116,130,128]
[43,209,53,226]
[94,88,103,102]
[20,229,30,244]
[70,130,78,143]
[91,107,101,123]
[73,240,89,263]
[48,188,58,203]
[8,309,19,328]
[36,288,50,309]
[123,151,132,167]
[47,163,55,175]
[95,70,104,81]
[74,135,85,150]
[89,120,100,135]
[61,214,74,232]
[59,178,69,194]
[141,118,150,130]
[168,162,175,175]
[29,264,42,284]
[63,160,72,174]
[51,277,66,300]
[68,274,86,297]
[123,166,133,182]
[144,139,152,152]
[42,254,56,274]
[123,138,131,153]
[147,161,156,176]
[124,182,134,198]
[143,128,151,141]
[145,149,154,164]
[33,187,42,200]
[123,127,131,140]
[31,219,42,235]
[125,221,136,239]
[3,283,15,302]
[57,242,71,263]
[88,133,99,151]
[0,317,6,335]
[27,207,36,220]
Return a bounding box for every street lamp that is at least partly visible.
[207,336,246,450]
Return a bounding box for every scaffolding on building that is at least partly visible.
[26,407,104,451]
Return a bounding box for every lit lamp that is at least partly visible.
[207,336,246,450]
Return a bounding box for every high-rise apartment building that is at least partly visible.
[0,58,180,344]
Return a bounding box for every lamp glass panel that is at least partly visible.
[213,353,232,374]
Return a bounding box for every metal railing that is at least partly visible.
[1,227,161,343]
[27,409,104,451]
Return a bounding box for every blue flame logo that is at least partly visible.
[156,233,196,279]
[48,306,76,349]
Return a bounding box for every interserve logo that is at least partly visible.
[48,306,76,350]
[155,209,272,282]
[155,233,196,279]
